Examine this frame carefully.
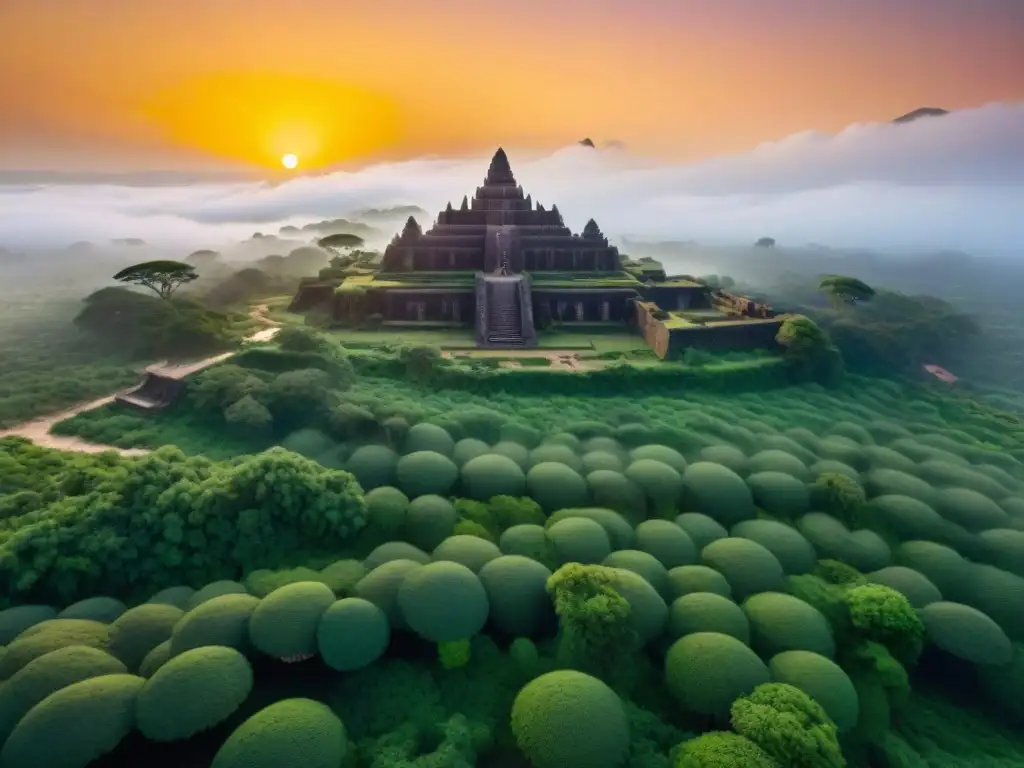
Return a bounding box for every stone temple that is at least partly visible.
[294,148,784,356]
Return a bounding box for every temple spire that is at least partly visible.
[485,147,516,185]
[460,195,469,211]
[401,216,423,240]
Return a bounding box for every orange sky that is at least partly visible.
[1,0,1022,172]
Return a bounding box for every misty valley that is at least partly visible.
[1,114,1024,768]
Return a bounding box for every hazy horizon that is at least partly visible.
[1,102,1022,258]
[3,1,1023,172]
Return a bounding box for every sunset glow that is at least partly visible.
[0,1,1021,172]
[281,153,298,170]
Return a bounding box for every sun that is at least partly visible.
[281,153,299,169]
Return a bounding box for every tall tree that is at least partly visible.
[112,261,198,300]
[819,275,876,309]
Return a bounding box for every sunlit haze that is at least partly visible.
[1,0,1022,172]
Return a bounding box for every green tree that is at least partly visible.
[275,327,324,353]
[776,315,844,386]
[818,275,875,310]
[112,261,198,300]
[318,233,365,250]
[224,395,273,435]
[731,683,845,768]
[546,563,635,676]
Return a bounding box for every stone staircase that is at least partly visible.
[487,276,524,346]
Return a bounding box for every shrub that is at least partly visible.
[317,598,390,672]
[478,555,554,638]
[604,567,670,647]
[894,541,968,597]
[861,495,944,541]
[844,584,924,664]
[676,512,729,551]
[452,437,490,467]
[403,495,458,551]
[395,451,459,497]
[746,472,811,519]
[866,566,942,609]
[681,463,756,527]
[318,559,368,596]
[432,534,502,572]
[548,508,635,550]
[397,561,490,643]
[527,462,590,512]
[364,541,430,570]
[243,567,326,599]
[57,597,126,624]
[210,698,348,768]
[665,632,770,717]
[169,594,260,657]
[603,550,670,599]
[809,473,866,528]
[0,606,57,646]
[546,564,634,671]
[351,560,424,629]
[345,444,398,490]
[499,524,553,562]
[511,670,630,768]
[918,601,1012,665]
[248,582,335,659]
[668,593,750,643]
[675,731,779,768]
[529,444,584,473]
[742,592,836,659]
[634,519,698,568]
[731,520,816,575]
[582,450,624,474]
[701,538,786,601]
[863,469,935,506]
[146,586,196,609]
[403,422,455,457]
[461,454,528,500]
[699,445,750,475]
[630,444,687,473]
[547,517,613,565]
[960,563,1024,641]
[105,604,185,672]
[587,470,647,518]
[0,619,110,680]
[363,486,410,538]
[768,650,859,732]
[730,682,845,768]
[139,641,172,678]
[811,460,860,483]
[748,450,810,481]
[665,565,733,600]
[490,495,546,529]
[184,581,248,611]
[0,645,127,745]
[490,440,531,468]
[135,646,253,741]
[976,529,1024,576]
[933,487,1010,533]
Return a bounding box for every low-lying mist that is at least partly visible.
[1,102,1022,257]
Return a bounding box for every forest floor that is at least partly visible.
[0,306,281,455]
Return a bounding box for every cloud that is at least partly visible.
[1,101,1023,256]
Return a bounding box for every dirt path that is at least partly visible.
[443,349,602,372]
[0,312,281,456]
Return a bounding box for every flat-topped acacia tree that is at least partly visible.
[112,260,199,300]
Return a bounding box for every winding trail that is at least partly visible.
[0,306,281,455]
